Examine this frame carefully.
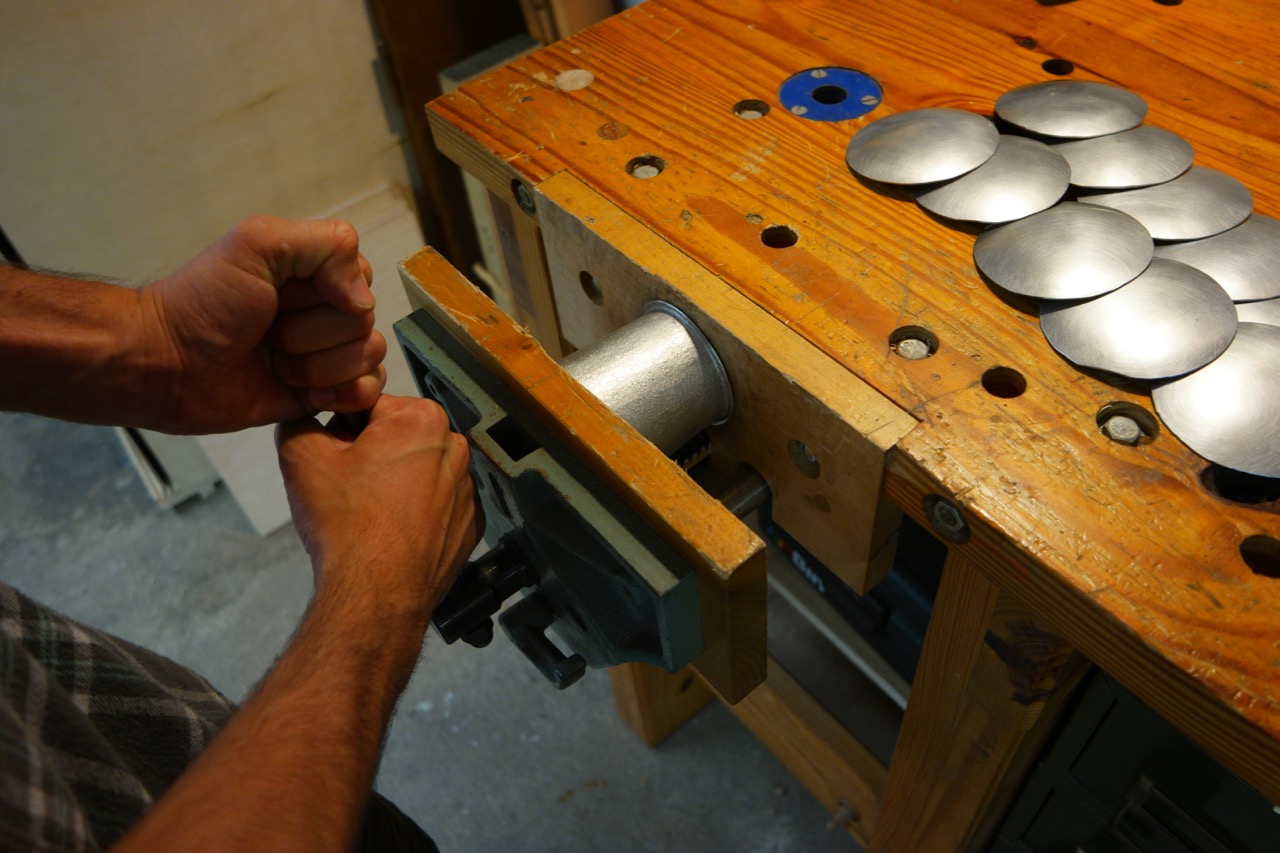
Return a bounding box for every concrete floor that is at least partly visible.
[0,411,872,852]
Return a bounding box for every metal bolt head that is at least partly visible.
[825,800,859,831]
[1102,414,1143,445]
[925,495,971,543]
[895,337,931,360]
[513,181,537,216]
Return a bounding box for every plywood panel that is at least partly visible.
[1,0,409,281]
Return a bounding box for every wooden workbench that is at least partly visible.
[423,0,1280,848]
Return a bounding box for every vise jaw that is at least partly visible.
[396,303,705,688]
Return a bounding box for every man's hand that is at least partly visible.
[114,397,479,852]
[142,216,387,433]
[276,394,481,625]
[0,215,385,432]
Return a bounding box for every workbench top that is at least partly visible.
[429,0,1280,802]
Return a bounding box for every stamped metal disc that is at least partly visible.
[1236,298,1280,327]
[995,80,1147,139]
[973,202,1153,299]
[1040,258,1237,379]
[1054,126,1194,189]
[845,108,998,185]
[915,135,1069,223]
[1084,166,1253,241]
[1153,323,1280,477]
[1153,215,1280,302]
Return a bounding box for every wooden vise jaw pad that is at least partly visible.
[397,248,766,703]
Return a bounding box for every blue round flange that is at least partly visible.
[777,67,883,122]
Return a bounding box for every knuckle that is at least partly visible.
[234,215,281,256]
[326,219,360,256]
[419,397,449,424]
[236,214,272,239]
[365,331,388,363]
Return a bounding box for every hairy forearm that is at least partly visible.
[113,586,426,852]
[0,264,168,426]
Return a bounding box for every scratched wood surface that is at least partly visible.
[401,248,766,701]
[428,0,1280,800]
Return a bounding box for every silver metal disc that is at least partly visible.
[1152,215,1280,302]
[973,202,1153,299]
[914,135,1069,223]
[1153,323,1280,477]
[1054,126,1194,189]
[1084,166,1253,241]
[1236,298,1280,327]
[1040,258,1237,379]
[995,80,1147,139]
[845,108,998,185]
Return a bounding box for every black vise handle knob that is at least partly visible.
[432,536,532,648]
[499,592,587,689]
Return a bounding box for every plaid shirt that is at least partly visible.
[0,583,233,852]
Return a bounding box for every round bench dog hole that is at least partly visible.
[1199,465,1280,508]
[812,85,848,105]
[982,366,1027,398]
[1042,58,1075,75]
[1240,535,1280,578]
[579,271,603,305]
[761,225,799,249]
[733,99,771,119]
[626,155,666,179]
[787,439,821,479]
[890,325,940,360]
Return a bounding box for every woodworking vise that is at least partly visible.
[395,296,761,690]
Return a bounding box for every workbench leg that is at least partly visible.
[609,663,714,747]
[721,657,886,848]
[872,552,1086,851]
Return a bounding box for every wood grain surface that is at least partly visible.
[428,0,1280,802]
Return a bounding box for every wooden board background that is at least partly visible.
[1,0,411,281]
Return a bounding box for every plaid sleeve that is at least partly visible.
[0,583,233,851]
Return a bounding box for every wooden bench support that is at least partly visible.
[874,552,1087,851]
[721,657,888,848]
[609,663,715,748]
